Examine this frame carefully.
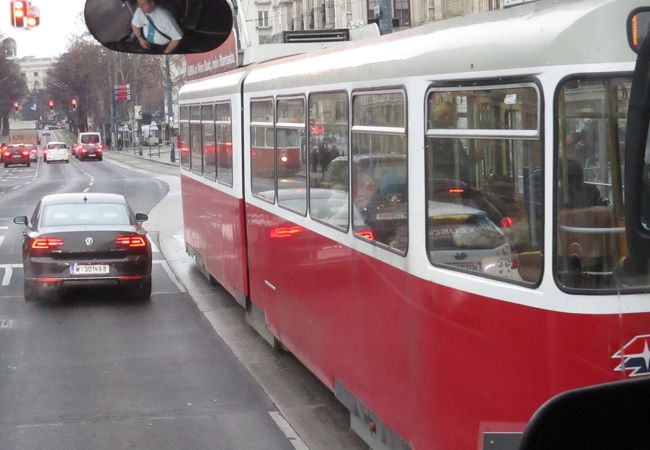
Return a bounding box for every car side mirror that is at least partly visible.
[13,216,28,225]
[135,213,148,222]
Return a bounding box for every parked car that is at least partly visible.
[14,193,152,301]
[3,144,31,168]
[44,142,70,163]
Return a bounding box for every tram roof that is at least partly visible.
[243,0,640,91]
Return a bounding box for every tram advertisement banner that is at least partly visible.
[185,30,238,81]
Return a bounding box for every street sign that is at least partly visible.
[114,84,131,101]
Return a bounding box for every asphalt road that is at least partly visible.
[0,131,367,449]
[0,142,295,449]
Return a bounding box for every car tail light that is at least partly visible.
[355,230,375,240]
[21,150,29,156]
[96,148,103,153]
[3,151,9,158]
[115,236,147,248]
[31,237,64,250]
[81,148,88,153]
[269,225,302,238]
[499,216,514,228]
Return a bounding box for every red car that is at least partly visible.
[3,144,31,168]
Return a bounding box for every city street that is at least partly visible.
[0,130,365,450]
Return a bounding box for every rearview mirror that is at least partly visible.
[629,8,650,53]
[84,0,233,54]
[135,213,149,222]
[13,216,28,225]
[520,377,650,450]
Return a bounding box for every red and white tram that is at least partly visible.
[179,1,650,448]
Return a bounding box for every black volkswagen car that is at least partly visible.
[14,193,152,301]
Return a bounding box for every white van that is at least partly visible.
[76,132,103,161]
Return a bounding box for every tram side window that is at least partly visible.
[276,97,307,215]
[190,106,203,175]
[179,106,190,171]
[309,92,350,230]
[202,104,216,181]
[351,91,408,253]
[216,102,233,186]
[425,86,542,284]
[556,77,649,292]
[250,99,275,202]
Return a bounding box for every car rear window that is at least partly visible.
[47,143,67,149]
[80,134,100,144]
[42,203,131,227]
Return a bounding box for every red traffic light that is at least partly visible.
[12,102,19,111]
[11,0,28,28]
[48,100,54,110]
[70,98,78,110]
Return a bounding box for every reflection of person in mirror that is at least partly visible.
[131,0,183,54]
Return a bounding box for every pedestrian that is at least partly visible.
[131,0,183,54]
[106,135,112,150]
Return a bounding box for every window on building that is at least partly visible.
[258,11,269,27]
[394,0,410,26]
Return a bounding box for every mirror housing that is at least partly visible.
[520,377,650,450]
[13,216,28,225]
[85,0,233,54]
[135,213,149,222]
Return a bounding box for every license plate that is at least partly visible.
[376,211,407,220]
[449,262,481,271]
[70,264,109,275]
[13,155,22,158]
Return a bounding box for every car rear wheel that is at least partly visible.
[24,280,40,302]
[133,277,151,301]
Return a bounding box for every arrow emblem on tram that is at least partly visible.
[612,335,650,377]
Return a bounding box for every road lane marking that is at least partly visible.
[147,235,159,253]
[0,236,4,249]
[268,411,309,450]
[0,226,7,230]
[154,260,186,292]
[0,264,23,287]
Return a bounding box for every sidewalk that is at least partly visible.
[107,143,179,167]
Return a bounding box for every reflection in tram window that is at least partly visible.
[190,105,203,176]
[202,104,216,181]
[215,102,233,186]
[308,92,349,229]
[557,77,650,291]
[351,91,408,253]
[276,97,306,215]
[179,106,190,170]
[426,85,542,284]
[251,99,275,202]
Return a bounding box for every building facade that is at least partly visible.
[241,0,504,45]
[15,56,58,93]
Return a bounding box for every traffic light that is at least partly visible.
[26,4,39,28]
[12,102,19,111]
[114,84,131,101]
[48,100,54,111]
[70,98,78,111]
[10,0,28,28]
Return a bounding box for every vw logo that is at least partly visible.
[85,237,94,246]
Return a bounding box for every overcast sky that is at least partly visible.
[3,0,88,58]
